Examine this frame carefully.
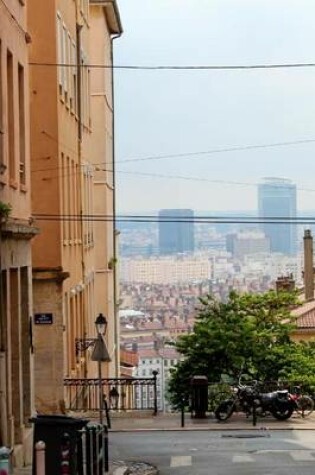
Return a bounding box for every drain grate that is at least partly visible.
[222,433,270,439]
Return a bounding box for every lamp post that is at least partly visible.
[91,313,111,425]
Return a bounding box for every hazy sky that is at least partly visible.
[114,0,315,213]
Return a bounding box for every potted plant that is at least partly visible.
[0,201,11,222]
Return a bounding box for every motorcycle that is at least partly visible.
[214,377,295,422]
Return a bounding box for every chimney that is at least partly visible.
[303,229,314,301]
[276,275,295,293]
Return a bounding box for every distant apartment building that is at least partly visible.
[158,209,194,255]
[0,0,37,465]
[28,0,122,412]
[258,178,297,255]
[133,347,180,412]
[120,255,212,284]
[226,231,270,259]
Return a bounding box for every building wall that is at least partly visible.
[258,178,297,255]
[89,5,116,377]
[29,0,95,411]
[29,0,122,411]
[0,0,35,465]
[121,256,212,284]
[226,232,270,259]
[159,209,194,255]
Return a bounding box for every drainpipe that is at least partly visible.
[111,32,121,378]
[75,1,86,377]
[303,229,314,301]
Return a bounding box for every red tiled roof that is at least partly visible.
[120,349,138,367]
[137,348,159,358]
[292,300,315,329]
[158,348,180,359]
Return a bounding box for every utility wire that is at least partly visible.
[32,214,315,225]
[29,61,315,71]
[117,139,315,164]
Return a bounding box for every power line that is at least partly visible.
[117,139,315,164]
[29,61,315,71]
[33,213,315,225]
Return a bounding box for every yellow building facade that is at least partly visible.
[28,0,122,413]
[0,0,36,465]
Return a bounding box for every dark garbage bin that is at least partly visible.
[30,414,89,475]
[190,375,208,418]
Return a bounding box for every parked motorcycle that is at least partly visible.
[214,377,295,422]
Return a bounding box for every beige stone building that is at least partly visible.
[28,0,122,413]
[89,0,122,378]
[0,0,36,465]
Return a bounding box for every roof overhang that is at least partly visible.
[90,0,123,35]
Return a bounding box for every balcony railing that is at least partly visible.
[64,375,158,415]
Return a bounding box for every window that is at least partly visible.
[7,50,15,181]
[67,32,72,107]
[61,153,68,242]
[71,41,77,113]
[18,64,25,185]
[57,13,64,93]
[63,24,68,101]
[57,13,76,109]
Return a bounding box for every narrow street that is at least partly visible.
[109,430,315,474]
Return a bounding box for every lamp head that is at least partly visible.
[95,313,107,335]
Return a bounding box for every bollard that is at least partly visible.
[104,425,109,473]
[0,447,12,475]
[35,441,46,475]
[60,433,71,475]
[181,397,185,428]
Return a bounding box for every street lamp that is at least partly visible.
[91,313,111,425]
[95,312,107,336]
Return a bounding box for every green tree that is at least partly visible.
[168,290,298,408]
[279,341,315,391]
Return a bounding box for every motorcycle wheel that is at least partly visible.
[214,399,235,421]
[296,395,314,418]
[271,406,294,420]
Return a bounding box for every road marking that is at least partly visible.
[290,451,315,461]
[170,456,192,467]
[232,454,255,463]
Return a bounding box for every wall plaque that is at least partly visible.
[34,313,53,325]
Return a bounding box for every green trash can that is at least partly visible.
[30,414,89,475]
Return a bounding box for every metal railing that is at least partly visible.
[78,424,109,475]
[64,375,158,415]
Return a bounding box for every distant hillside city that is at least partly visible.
[118,179,314,410]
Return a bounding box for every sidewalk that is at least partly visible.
[109,410,315,431]
[13,411,315,475]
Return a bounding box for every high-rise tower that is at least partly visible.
[258,178,297,255]
[158,209,195,255]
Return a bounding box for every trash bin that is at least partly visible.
[30,414,89,475]
[190,375,208,418]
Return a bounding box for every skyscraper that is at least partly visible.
[158,209,195,255]
[258,178,297,255]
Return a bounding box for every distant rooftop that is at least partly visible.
[262,177,294,185]
[119,309,145,318]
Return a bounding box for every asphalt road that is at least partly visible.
[109,430,315,474]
